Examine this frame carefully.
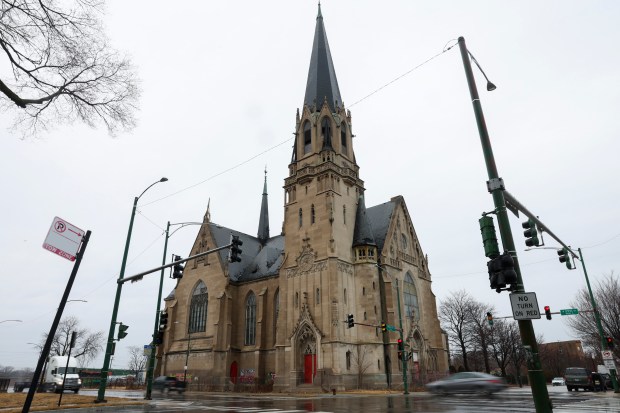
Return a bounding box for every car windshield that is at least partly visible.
[566,368,587,376]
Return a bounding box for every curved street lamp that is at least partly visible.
[96,177,168,403]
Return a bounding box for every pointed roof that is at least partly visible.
[304,4,342,112]
[353,194,377,247]
[257,169,270,244]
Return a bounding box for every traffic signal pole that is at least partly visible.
[458,37,552,413]
[395,282,409,395]
[577,248,619,393]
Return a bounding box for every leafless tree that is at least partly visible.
[127,345,146,381]
[467,301,494,373]
[352,345,373,389]
[439,290,475,371]
[36,316,104,366]
[488,319,514,377]
[0,365,15,375]
[566,272,620,359]
[0,0,139,137]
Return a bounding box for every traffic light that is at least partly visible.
[347,314,355,328]
[381,322,387,332]
[487,252,517,293]
[522,218,540,247]
[606,336,614,350]
[228,234,243,263]
[117,323,129,340]
[397,338,404,360]
[155,331,164,345]
[159,311,168,329]
[557,248,572,269]
[544,306,552,320]
[486,312,493,326]
[172,255,184,279]
[479,216,500,259]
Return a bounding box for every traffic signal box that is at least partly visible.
[172,255,184,279]
[346,314,355,328]
[381,322,387,332]
[557,248,572,269]
[522,218,540,247]
[486,312,493,326]
[487,252,518,293]
[397,339,404,360]
[606,336,615,350]
[479,216,499,259]
[117,323,129,340]
[544,306,552,320]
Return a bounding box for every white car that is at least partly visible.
[552,377,565,386]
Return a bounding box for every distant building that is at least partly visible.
[539,340,587,379]
[157,5,448,391]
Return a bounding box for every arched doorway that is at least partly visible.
[298,325,317,384]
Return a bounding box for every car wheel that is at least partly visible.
[73,389,79,394]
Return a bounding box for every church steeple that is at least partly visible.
[304,3,342,112]
[257,168,270,245]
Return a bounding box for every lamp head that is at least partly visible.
[486,81,497,91]
[160,177,169,182]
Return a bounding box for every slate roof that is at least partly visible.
[352,195,377,247]
[304,4,342,112]
[208,223,284,283]
[366,200,396,253]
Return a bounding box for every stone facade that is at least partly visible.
[157,7,449,392]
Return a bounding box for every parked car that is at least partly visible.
[152,376,186,393]
[426,372,507,395]
[551,377,565,386]
[564,367,595,391]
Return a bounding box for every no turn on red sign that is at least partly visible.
[42,216,84,261]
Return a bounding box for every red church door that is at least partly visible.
[303,354,316,383]
[230,361,238,384]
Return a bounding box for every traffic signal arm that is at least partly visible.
[120,243,233,284]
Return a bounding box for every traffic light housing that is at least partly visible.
[155,331,164,345]
[557,248,572,269]
[117,323,129,340]
[228,235,243,263]
[479,215,500,259]
[606,336,614,350]
[159,311,168,329]
[486,312,493,326]
[522,218,540,247]
[172,255,184,279]
[397,338,404,360]
[381,322,387,332]
[544,306,552,320]
[487,252,518,293]
[347,314,355,328]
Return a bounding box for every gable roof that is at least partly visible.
[366,199,396,253]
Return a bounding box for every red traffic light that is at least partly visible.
[544,306,550,311]
[544,306,552,320]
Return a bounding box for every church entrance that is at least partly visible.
[303,353,317,383]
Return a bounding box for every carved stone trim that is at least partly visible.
[289,303,324,339]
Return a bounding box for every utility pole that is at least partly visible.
[458,37,552,413]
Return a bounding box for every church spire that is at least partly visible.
[257,168,270,245]
[304,3,342,112]
[353,194,376,247]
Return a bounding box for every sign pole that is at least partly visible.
[22,231,91,413]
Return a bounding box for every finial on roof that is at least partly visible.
[204,198,211,223]
[318,1,322,18]
[257,169,270,245]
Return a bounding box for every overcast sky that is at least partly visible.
[1,1,619,370]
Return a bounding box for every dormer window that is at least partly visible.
[303,121,311,154]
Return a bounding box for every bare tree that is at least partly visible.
[439,290,475,371]
[566,272,620,359]
[0,0,139,137]
[467,301,494,373]
[488,320,514,377]
[352,345,373,389]
[127,346,146,382]
[36,316,104,366]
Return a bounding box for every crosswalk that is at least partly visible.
[152,402,334,413]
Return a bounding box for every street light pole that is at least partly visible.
[458,37,552,413]
[184,330,191,384]
[96,177,167,403]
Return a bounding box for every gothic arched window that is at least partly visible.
[311,204,315,224]
[303,121,312,154]
[321,117,332,148]
[341,122,347,154]
[245,292,257,345]
[299,208,303,228]
[404,272,420,321]
[189,281,208,333]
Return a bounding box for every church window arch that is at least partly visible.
[189,281,208,333]
[401,233,408,250]
[344,288,347,304]
[404,272,420,321]
[311,204,315,224]
[299,208,303,228]
[316,288,320,304]
[346,350,351,370]
[273,289,279,344]
[321,117,332,148]
[343,205,346,224]
[245,292,257,345]
[303,121,312,154]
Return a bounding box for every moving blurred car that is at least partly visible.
[152,376,186,393]
[426,372,507,395]
[552,377,565,386]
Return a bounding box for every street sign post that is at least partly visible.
[560,308,579,316]
[42,217,85,261]
[509,292,541,320]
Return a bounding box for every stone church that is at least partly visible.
[157,6,449,391]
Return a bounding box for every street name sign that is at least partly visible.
[560,308,579,316]
[509,292,541,320]
[386,324,397,332]
[42,216,84,261]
